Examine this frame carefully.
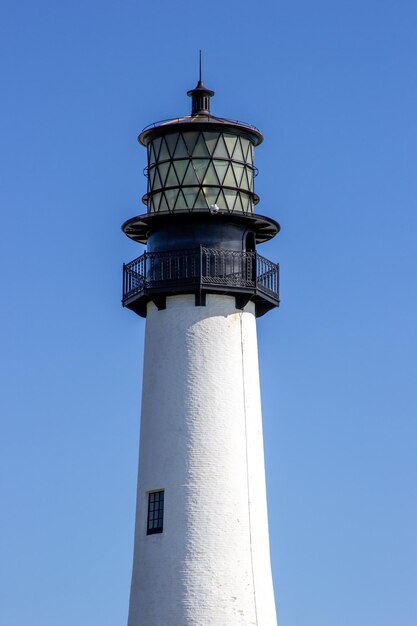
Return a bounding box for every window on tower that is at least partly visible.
[147,490,164,535]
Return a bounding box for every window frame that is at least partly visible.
[146,489,164,535]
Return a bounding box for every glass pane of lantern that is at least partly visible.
[246,143,253,164]
[174,134,188,159]
[153,168,162,190]
[203,162,220,186]
[165,164,179,187]
[149,166,156,188]
[240,193,248,213]
[182,162,199,185]
[193,189,207,209]
[216,190,227,211]
[172,159,188,184]
[203,132,219,155]
[234,192,244,213]
[232,137,244,162]
[213,160,228,184]
[224,188,237,212]
[233,163,245,187]
[165,188,178,209]
[194,159,210,183]
[193,134,210,157]
[165,133,178,157]
[149,145,156,166]
[234,165,248,189]
[182,187,197,209]
[183,132,199,156]
[158,162,170,186]
[240,138,249,163]
[159,193,169,212]
[152,192,162,212]
[224,134,237,158]
[158,138,170,162]
[223,164,237,187]
[174,190,187,211]
[246,168,254,190]
[213,134,228,158]
[203,187,219,208]
[153,137,162,162]
[243,194,252,213]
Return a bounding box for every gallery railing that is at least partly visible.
[123,246,279,305]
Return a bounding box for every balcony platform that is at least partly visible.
[123,247,279,318]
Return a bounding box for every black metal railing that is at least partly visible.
[123,246,279,304]
[256,254,279,295]
[201,248,255,287]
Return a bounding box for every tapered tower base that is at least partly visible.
[128,295,277,626]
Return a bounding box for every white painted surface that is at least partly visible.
[128,294,277,626]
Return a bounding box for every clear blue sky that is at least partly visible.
[1,1,416,625]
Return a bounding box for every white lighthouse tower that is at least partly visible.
[122,67,280,626]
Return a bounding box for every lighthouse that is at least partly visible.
[122,65,280,625]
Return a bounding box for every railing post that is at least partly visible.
[255,252,258,291]
[144,251,147,294]
[199,244,203,288]
[277,263,280,302]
